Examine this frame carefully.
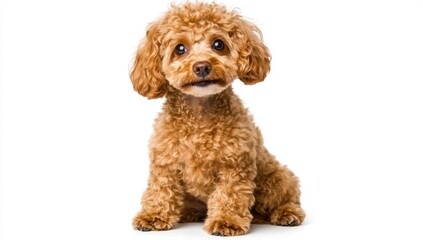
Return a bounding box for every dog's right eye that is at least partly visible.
[175,44,187,55]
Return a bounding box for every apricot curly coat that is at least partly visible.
[130,2,305,236]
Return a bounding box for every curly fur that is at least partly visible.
[130,2,305,236]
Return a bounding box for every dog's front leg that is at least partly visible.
[204,155,256,236]
[132,162,184,231]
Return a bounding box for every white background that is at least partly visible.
[1,0,423,239]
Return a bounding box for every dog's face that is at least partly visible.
[161,30,239,97]
[130,2,270,99]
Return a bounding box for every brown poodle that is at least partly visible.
[130,2,305,236]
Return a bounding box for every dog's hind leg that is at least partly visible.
[253,148,305,226]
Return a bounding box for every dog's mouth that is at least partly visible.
[185,79,226,88]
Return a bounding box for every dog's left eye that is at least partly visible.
[175,44,187,55]
[212,39,225,51]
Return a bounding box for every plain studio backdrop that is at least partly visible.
[1,0,422,239]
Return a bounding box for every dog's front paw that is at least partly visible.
[204,217,250,236]
[132,212,176,231]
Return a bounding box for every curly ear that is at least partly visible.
[235,18,271,85]
[130,21,168,99]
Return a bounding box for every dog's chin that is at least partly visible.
[183,84,228,97]
[178,79,229,97]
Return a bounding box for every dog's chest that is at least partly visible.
[176,122,226,196]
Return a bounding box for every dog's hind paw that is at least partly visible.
[270,202,305,226]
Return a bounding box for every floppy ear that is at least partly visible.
[235,18,271,85]
[130,21,168,99]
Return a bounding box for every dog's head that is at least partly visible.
[130,2,271,99]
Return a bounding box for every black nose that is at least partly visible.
[193,61,212,78]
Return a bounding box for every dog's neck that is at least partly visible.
[164,86,243,120]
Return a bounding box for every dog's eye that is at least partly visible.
[175,44,187,55]
[212,39,225,51]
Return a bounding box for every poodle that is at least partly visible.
[130,2,305,236]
